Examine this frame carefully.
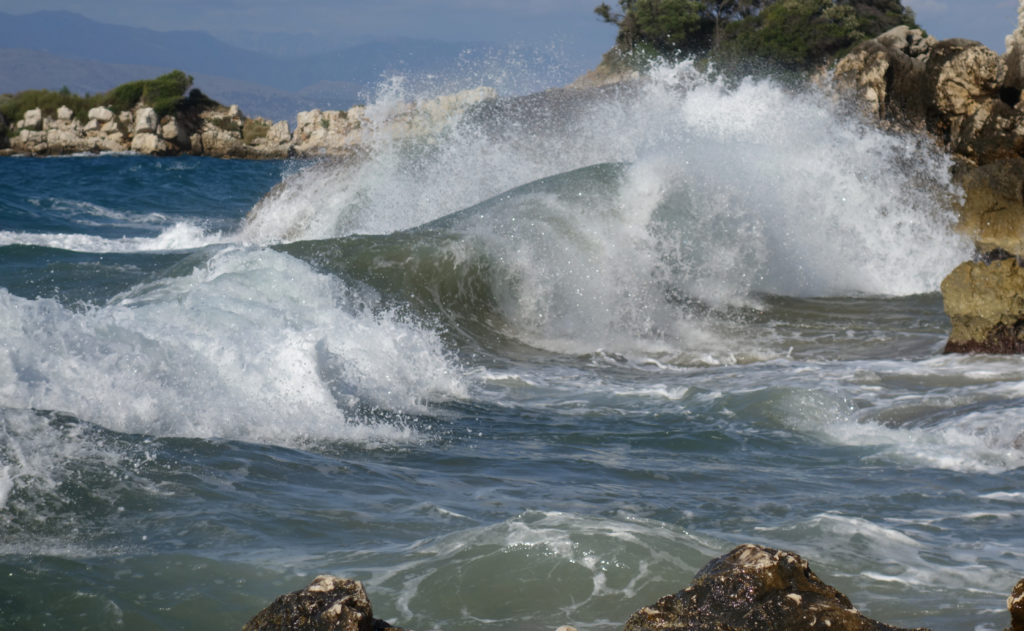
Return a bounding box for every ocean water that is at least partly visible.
[2,64,1022,631]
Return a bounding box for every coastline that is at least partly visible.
[0,86,498,160]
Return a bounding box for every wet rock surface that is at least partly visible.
[834,15,1024,354]
[243,575,405,631]
[623,544,927,631]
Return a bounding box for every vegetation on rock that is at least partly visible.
[0,70,217,127]
[594,0,918,71]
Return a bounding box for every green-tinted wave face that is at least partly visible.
[277,163,633,353]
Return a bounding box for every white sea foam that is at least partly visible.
[0,247,465,446]
[361,510,721,629]
[0,223,226,253]
[239,61,970,360]
[753,511,1018,601]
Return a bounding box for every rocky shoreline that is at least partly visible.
[0,86,497,159]
[831,16,1024,353]
[243,544,1024,631]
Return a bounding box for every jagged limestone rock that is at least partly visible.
[833,26,933,124]
[834,29,1017,163]
[957,157,1024,255]
[20,107,43,131]
[134,107,158,134]
[130,132,170,155]
[243,575,404,631]
[623,544,928,631]
[87,106,114,123]
[941,257,1024,353]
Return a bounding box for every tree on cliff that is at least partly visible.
[595,0,917,70]
[717,0,918,69]
[595,0,764,58]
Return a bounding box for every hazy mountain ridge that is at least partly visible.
[0,11,499,120]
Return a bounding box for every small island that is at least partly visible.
[0,70,497,159]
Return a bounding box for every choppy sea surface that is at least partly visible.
[2,65,1022,631]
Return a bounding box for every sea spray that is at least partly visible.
[240,61,971,360]
[2,62,1022,631]
[0,248,465,446]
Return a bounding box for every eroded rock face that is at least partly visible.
[956,157,1024,254]
[834,27,1017,164]
[835,22,1024,353]
[623,544,928,631]
[833,26,934,125]
[941,257,1024,353]
[243,575,404,631]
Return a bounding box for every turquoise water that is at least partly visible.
[2,67,1022,631]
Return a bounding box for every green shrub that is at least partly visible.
[0,70,214,127]
[594,0,917,72]
[242,119,270,144]
[211,117,242,134]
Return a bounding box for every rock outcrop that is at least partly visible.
[624,544,925,631]
[243,575,405,631]
[1009,578,1024,631]
[942,256,1024,353]
[0,87,497,160]
[833,13,1024,353]
[251,545,1018,631]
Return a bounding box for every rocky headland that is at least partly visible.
[831,11,1024,353]
[0,86,497,160]
[243,544,1023,631]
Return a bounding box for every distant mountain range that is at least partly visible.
[0,10,584,121]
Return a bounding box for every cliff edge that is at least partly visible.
[833,7,1024,353]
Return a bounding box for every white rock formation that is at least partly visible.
[88,106,114,122]
[134,107,158,134]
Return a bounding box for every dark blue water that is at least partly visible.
[2,68,1022,631]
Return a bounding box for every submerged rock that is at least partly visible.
[623,544,927,631]
[243,575,405,631]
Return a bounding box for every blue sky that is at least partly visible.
[0,0,1018,57]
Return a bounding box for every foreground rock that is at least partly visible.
[0,87,497,159]
[243,575,405,631]
[248,545,965,630]
[625,544,926,631]
[833,14,1024,354]
[1009,578,1024,631]
[942,256,1024,353]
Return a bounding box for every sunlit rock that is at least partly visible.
[87,106,114,123]
[134,107,158,134]
[623,544,929,631]
[942,257,1024,353]
[130,132,170,155]
[243,575,405,631]
[957,157,1024,254]
[19,107,43,131]
[1008,578,1024,631]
